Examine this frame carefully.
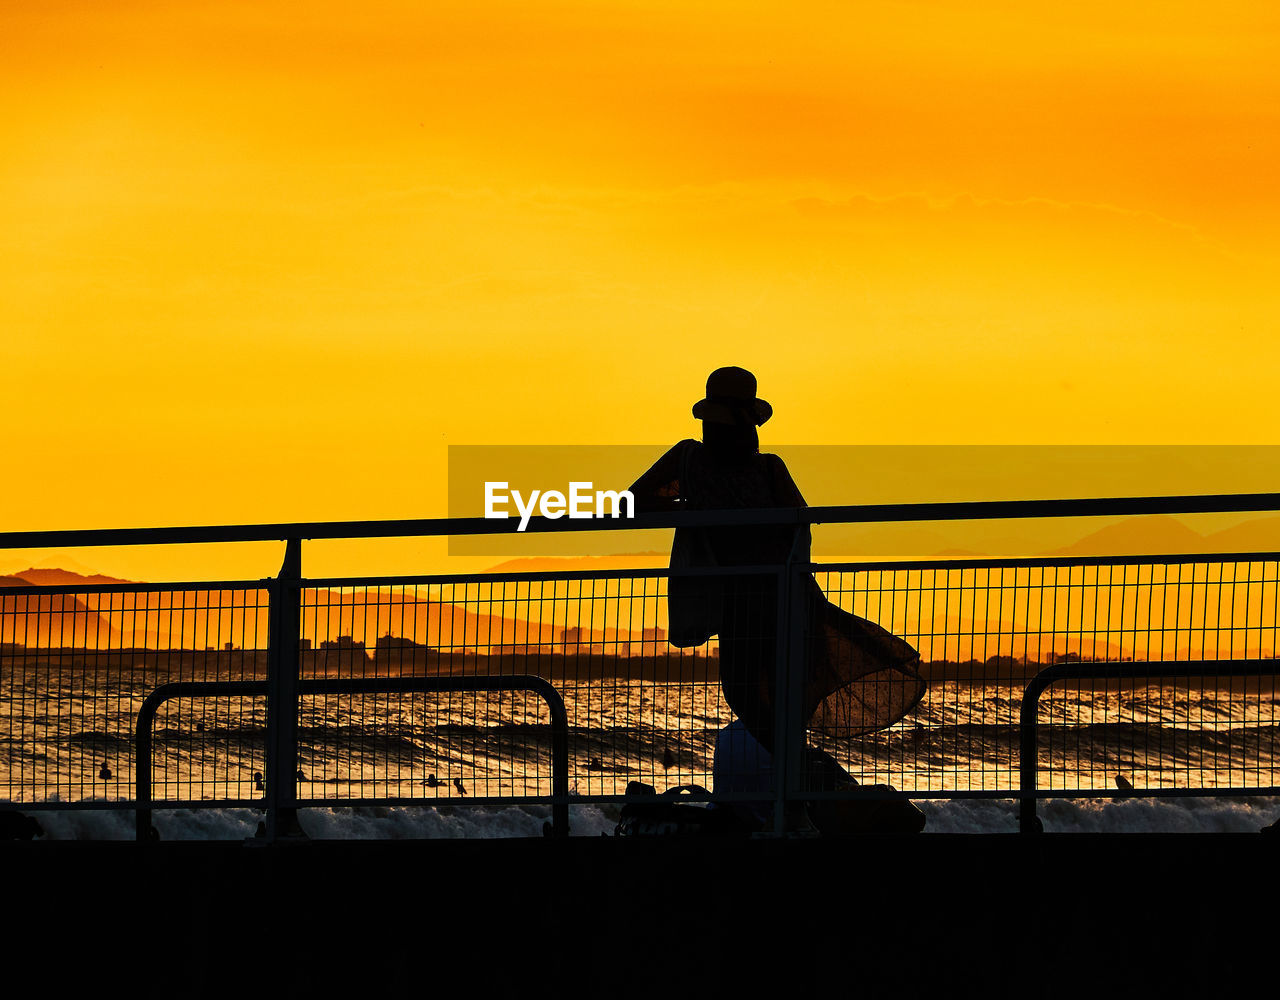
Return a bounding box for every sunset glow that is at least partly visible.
[4,2,1278,580]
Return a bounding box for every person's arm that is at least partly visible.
[768,453,812,562]
[627,440,692,513]
[768,453,807,509]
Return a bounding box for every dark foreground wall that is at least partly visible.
[3,834,1275,997]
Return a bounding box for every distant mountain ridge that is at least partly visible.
[1047,515,1280,558]
[482,553,668,574]
[0,568,134,587]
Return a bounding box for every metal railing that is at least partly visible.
[3,494,1279,837]
[1017,659,1280,833]
[136,675,569,840]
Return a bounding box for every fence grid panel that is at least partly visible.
[3,553,1277,815]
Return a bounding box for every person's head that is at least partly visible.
[692,367,770,459]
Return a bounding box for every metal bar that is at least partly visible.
[11,550,1280,596]
[771,566,790,836]
[135,680,266,841]
[817,550,1280,574]
[265,539,302,841]
[133,675,571,841]
[300,677,571,836]
[6,492,1280,549]
[1018,659,1280,833]
[784,545,810,832]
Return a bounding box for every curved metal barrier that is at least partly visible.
[1018,659,1280,833]
[135,674,570,842]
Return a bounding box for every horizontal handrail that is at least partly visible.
[6,491,1280,549]
[1018,659,1280,833]
[5,547,1280,600]
[135,675,571,842]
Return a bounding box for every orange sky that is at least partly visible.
[3,2,1278,580]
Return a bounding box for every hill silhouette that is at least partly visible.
[1049,514,1280,558]
[1200,516,1280,552]
[0,591,121,646]
[1047,515,1203,558]
[0,568,134,587]
[483,553,667,574]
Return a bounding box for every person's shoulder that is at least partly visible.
[650,439,698,463]
[760,453,793,486]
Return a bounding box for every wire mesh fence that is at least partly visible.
[295,572,730,803]
[3,555,1278,816]
[815,558,1280,795]
[0,582,268,806]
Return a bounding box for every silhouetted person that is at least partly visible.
[453,778,467,796]
[425,773,441,788]
[254,771,265,793]
[98,762,112,781]
[630,367,925,774]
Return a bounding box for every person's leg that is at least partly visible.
[716,575,779,751]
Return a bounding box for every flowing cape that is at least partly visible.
[801,576,926,737]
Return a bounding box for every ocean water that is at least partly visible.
[4,667,1278,837]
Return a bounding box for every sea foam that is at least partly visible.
[12,795,1278,839]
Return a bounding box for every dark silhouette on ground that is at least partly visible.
[0,810,41,840]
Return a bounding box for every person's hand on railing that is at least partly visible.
[631,493,684,514]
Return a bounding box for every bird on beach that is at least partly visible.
[453,778,467,796]
[98,762,112,780]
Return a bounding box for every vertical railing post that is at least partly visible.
[1019,668,1053,834]
[771,565,791,835]
[784,545,810,831]
[265,537,302,840]
[772,530,812,835]
[135,695,155,842]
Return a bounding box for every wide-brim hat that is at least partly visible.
[691,366,772,426]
